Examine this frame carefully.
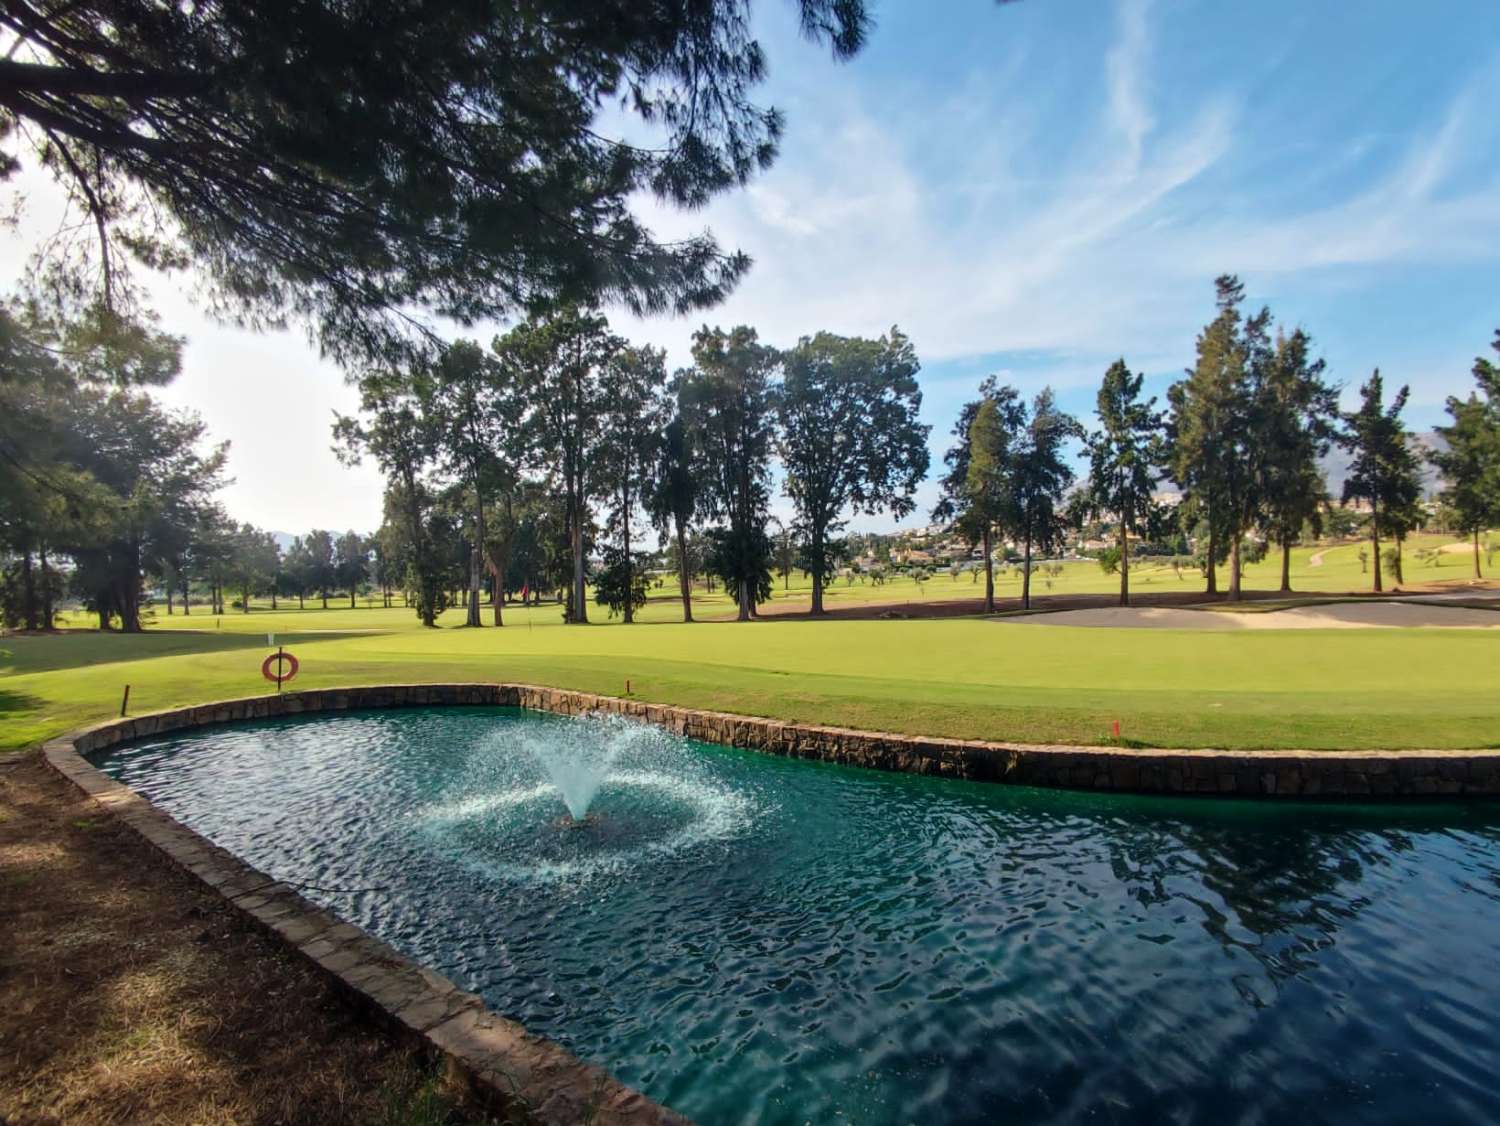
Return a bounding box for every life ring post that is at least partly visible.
[260,648,299,688]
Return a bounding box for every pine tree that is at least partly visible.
[778,329,929,614]
[1,2,870,362]
[680,326,778,621]
[1011,389,1079,610]
[1430,331,1500,578]
[1084,359,1164,606]
[1340,370,1423,593]
[1254,328,1338,592]
[1167,276,1256,598]
[934,378,1023,613]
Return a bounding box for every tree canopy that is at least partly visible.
[1083,359,1162,606]
[0,0,869,362]
[778,328,928,613]
[1340,369,1423,593]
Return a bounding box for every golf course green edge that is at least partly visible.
[42,700,689,1126]
[60,683,1500,799]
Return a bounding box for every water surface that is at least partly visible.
[93,707,1500,1124]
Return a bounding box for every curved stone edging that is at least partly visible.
[41,691,690,1126]
[38,687,1500,1124]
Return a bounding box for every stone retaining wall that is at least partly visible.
[63,682,1500,798]
[44,689,690,1126]
[41,684,1500,1123]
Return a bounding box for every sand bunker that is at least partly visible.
[1005,600,1500,630]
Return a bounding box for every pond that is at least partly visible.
[92,707,1500,1124]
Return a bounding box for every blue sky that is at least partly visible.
[7,0,1500,533]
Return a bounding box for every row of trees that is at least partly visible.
[937,276,1500,607]
[0,295,396,629]
[0,301,228,631]
[340,312,930,625]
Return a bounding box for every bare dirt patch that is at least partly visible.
[0,753,487,1126]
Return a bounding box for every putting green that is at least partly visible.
[4,593,1498,752]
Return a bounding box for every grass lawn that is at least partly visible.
[5,583,1499,751]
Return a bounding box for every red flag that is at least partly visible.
[520,582,529,602]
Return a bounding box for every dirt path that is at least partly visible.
[0,753,484,1126]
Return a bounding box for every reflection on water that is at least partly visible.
[94,708,1500,1125]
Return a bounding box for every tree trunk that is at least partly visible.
[737,577,752,621]
[351,585,356,609]
[1228,532,1242,601]
[571,505,588,624]
[1205,526,1218,595]
[40,546,53,627]
[20,550,38,630]
[120,542,143,632]
[810,529,826,615]
[298,592,304,609]
[466,486,485,627]
[1118,521,1130,607]
[622,482,634,624]
[492,495,511,626]
[1021,531,1033,610]
[181,576,190,616]
[166,588,174,614]
[271,588,277,610]
[321,590,328,609]
[1476,529,1484,580]
[981,526,994,613]
[1280,537,1292,593]
[674,522,694,622]
[1371,508,1383,593]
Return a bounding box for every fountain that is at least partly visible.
[527,719,622,823]
[405,712,754,883]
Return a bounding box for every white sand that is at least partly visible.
[1005,601,1500,630]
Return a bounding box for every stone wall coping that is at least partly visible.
[39,684,1500,1119]
[53,681,1500,797]
[42,699,691,1126]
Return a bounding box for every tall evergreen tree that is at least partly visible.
[682,325,778,621]
[1011,389,1079,610]
[334,530,369,608]
[333,371,444,624]
[597,344,669,623]
[430,340,514,626]
[1340,370,1423,593]
[933,377,1023,613]
[304,530,336,609]
[1167,276,1257,598]
[1254,328,1338,592]
[499,309,618,624]
[647,405,702,623]
[1430,334,1500,578]
[1083,359,1163,606]
[778,328,929,614]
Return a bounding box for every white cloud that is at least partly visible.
[6,5,1499,535]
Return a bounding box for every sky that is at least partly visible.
[5,0,1500,535]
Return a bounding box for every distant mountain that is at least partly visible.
[267,530,373,553]
[1318,430,1444,499]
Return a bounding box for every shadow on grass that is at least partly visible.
[0,631,374,676]
[0,687,45,721]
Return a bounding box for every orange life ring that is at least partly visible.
[261,650,299,684]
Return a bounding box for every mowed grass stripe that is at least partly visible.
[3,612,1497,751]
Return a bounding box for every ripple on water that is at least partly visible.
[90,707,1500,1126]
